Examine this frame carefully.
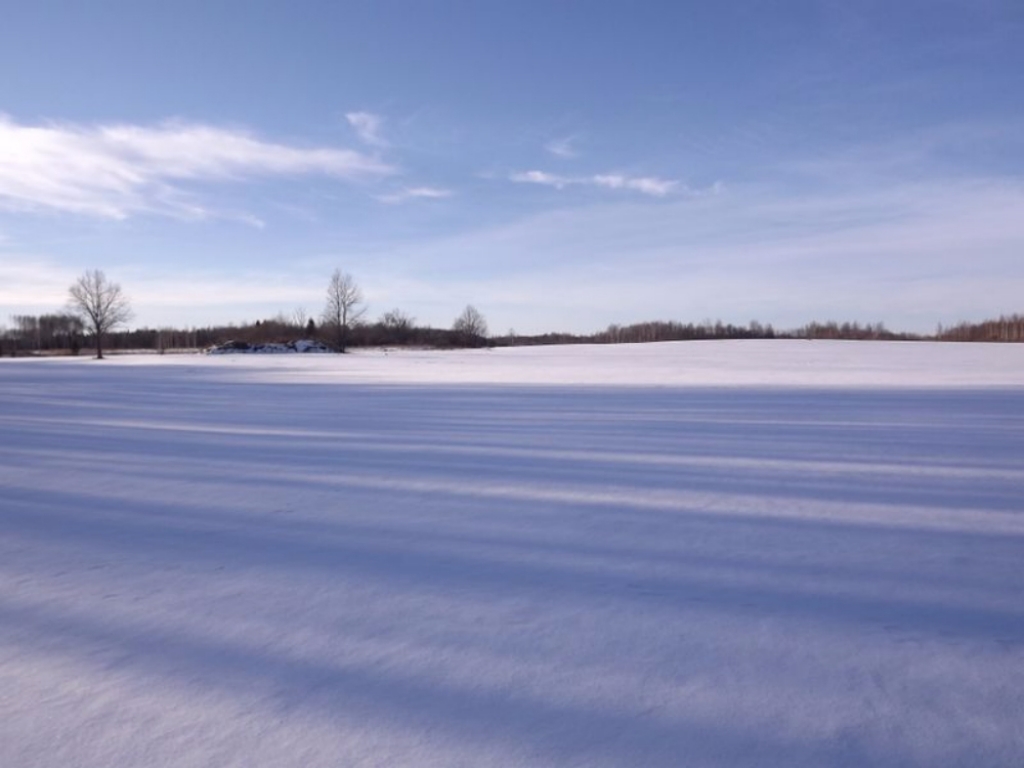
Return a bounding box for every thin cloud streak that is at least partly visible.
[545,137,578,158]
[9,174,1021,334]
[345,111,388,147]
[593,174,678,196]
[510,170,679,196]
[376,186,453,204]
[367,175,1024,333]
[0,257,75,310]
[0,115,394,220]
[509,170,568,189]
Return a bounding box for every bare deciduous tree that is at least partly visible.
[379,308,415,345]
[452,304,488,344]
[67,270,132,359]
[321,269,365,352]
[382,309,413,329]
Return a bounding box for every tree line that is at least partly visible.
[1,268,489,358]
[935,315,1024,343]
[488,319,923,346]
[2,268,1021,357]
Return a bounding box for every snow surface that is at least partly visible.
[2,341,1023,767]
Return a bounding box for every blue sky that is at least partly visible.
[1,1,1022,334]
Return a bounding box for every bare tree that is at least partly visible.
[67,270,132,359]
[377,308,415,345]
[381,308,414,330]
[321,269,365,352]
[452,304,488,345]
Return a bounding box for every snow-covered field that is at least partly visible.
[2,341,1023,767]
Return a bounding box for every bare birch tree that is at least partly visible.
[291,307,309,330]
[67,270,132,359]
[321,269,365,352]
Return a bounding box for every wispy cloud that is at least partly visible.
[11,173,1022,334]
[0,254,327,328]
[509,170,570,189]
[365,173,1024,334]
[592,174,678,196]
[545,136,578,158]
[0,255,76,312]
[376,186,453,204]
[0,115,394,220]
[510,170,679,197]
[345,111,387,147]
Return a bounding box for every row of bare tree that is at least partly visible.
[320,269,487,351]
[4,267,1020,357]
[936,315,1024,343]
[2,268,489,357]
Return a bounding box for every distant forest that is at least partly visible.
[3,312,1023,356]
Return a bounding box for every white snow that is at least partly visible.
[2,341,1023,767]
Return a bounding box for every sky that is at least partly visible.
[1,0,1022,335]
